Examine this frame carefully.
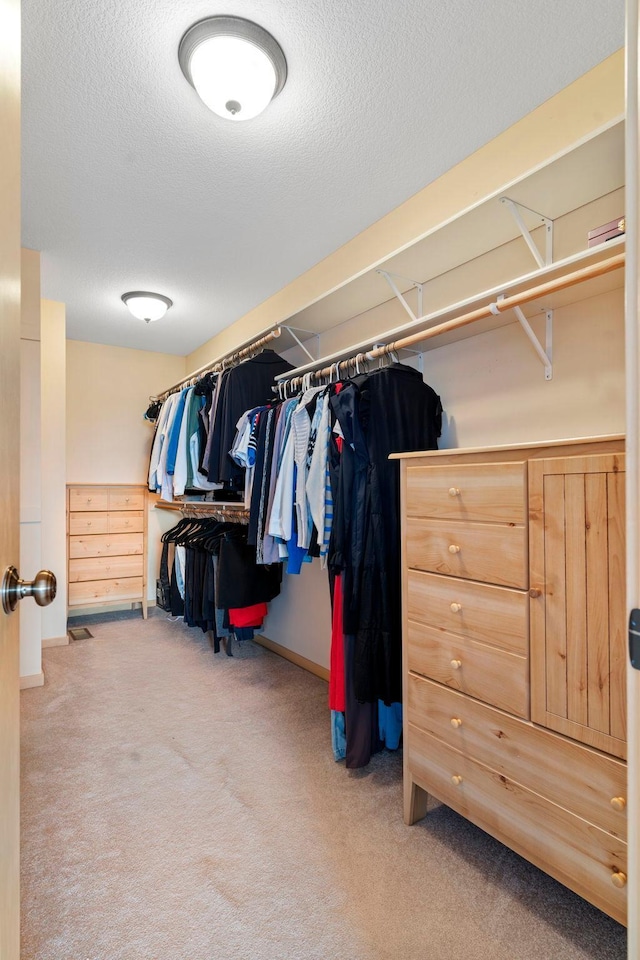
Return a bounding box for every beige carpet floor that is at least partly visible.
[21,610,626,960]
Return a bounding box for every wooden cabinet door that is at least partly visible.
[529,453,626,759]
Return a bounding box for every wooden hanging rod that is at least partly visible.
[154,327,282,403]
[275,250,625,386]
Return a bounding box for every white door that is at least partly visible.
[0,0,22,956]
[627,3,640,957]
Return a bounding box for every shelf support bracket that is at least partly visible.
[500,197,554,268]
[282,325,319,362]
[376,269,424,323]
[512,305,553,380]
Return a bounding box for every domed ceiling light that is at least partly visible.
[178,16,287,121]
[121,292,173,324]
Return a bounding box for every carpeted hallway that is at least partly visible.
[21,611,626,960]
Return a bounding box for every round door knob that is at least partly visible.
[2,567,57,615]
[448,544,461,554]
[611,870,627,888]
[450,602,462,613]
[448,487,460,497]
[610,796,626,812]
[87,498,92,502]
[450,717,462,728]
[451,775,463,786]
[451,659,462,670]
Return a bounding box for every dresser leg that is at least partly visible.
[404,777,429,825]
[141,599,148,620]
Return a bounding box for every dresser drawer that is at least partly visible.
[407,723,627,925]
[406,518,528,588]
[406,461,526,523]
[407,674,627,839]
[69,512,109,536]
[407,620,528,717]
[109,488,145,511]
[407,570,527,655]
[69,555,144,582]
[108,511,144,534]
[68,577,144,605]
[68,486,109,512]
[69,533,144,560]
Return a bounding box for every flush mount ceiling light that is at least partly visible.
[121,291,173,324]
[178,15,287,121]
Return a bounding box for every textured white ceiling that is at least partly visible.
[21,0,624,356]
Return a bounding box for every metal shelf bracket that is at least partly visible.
[376,269,424,323]
[282,325,320,362]
[512,305,553,380]
[500,197,554,268]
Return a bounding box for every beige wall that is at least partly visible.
[66,340,186,605]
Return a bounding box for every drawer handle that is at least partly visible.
[448,487,460,497]
[611,870,627,889]
[450,602,462,613]
[448,544,460,555]
[450,659,462,670]
[87,521,91,526]
[125,497,130,502]
[451,775,463,786]
[87,498,92,503]
[450,717,462,729]
[610,796,626,812]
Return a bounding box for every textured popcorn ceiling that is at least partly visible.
[21,0,624,356]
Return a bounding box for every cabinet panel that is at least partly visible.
[407,724,627,925]
[109,488,145,511]
[407,674,627,839]
[407,620,528,718]
[108,511,144,534]
[68,533,143,559]
[68,486,109,512]
[406,461,526,523]
[68,577,144,605]
[69,555,144,583]
[407,570,527,655]
[69,512,108,536]
[529,454,626,757]
[406,518,527,588]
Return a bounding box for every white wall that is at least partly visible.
[66,340,186,608]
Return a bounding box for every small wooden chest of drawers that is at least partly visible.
[67,484,148,618]
[395,437,627,926]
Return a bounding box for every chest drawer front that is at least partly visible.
[407,723,627,925]
[406,461,526,523]
[69,533,144,560]
[406,518,527,587]
[407,674,627,840]
[68,486,109,512]
[69,512,109,536]
[407,620,528,718]
[108,511,144,534]
[69,555,144,583]
[68,577,143,605]
[109,488,145,511]
[407,570,527,655]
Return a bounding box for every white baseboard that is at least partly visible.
[20,671,45,690]
[42,635,69,648]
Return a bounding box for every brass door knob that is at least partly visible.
[2,567,57,615]
[610,796,626,812]
[451,775,463,786]
[448,487,460,497]
[450,717,463,728]
[450,602,462,613]
[448,544,461,554]
[451,659,462,670]
[611,870,627,888]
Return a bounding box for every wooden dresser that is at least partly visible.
[67,484,148,619]
[394,436,627,925]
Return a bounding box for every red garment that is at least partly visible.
[228,602,268,628]
[329,573,346,712]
